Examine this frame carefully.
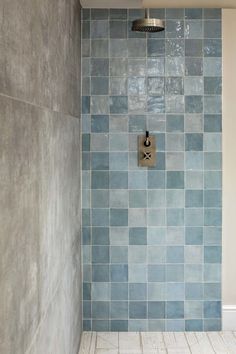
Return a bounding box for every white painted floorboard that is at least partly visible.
[79,331,236,354]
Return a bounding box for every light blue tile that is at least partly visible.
[109,39,128,57]
[148,265,166,282]
[148,190,165,208]
[204,39,222,57]
[147,39,165,57]
[110,20,127,39]
[204,171,222,189]
[185,171,203,189]
[185,320,203,331]
[166,302,184,319]
[110,58,128,75]
[166,246,184,262]
[166,8,184,19]
[92,227,109,245]
[92,283,110,301]
[147,209,166,226]
[91,96,109,115]
[166,57,184,76]
[204,208,222,227]
[91,152,109,170]
[110,78,127,96]
[185,301,203,318]
[110,171,128,189]
[166,20,184,38]
[185,264,202,282]
[92,265,109,282]
[185,227,203,245]
[111,283,128,300]
[129,190,147,208]
[129,264,147,282]
[166,39,185,57]
[166,171,184,189]
[108,222,127,241]
[185,20,203,39]
[110,9,128,20]
[129,320,147,331]
[129,208,147,227]
[185,283,203,300]
[204,116,222,133]
[129,245,147,263]
[185,209,203,226]
[185,190,203,207]
[204,133,222,152]
[166,227,184,245]
[147,227,166,245]
[185,152,203,170]
[111,264,128,282]
[109,152,128,170]
[110,208,128,226]
[129,95,147,114]
[167,209,184,226]
[130,302,147,319]
[129,227,147,245]
[204,319,221,331]
[166,320,185,331]
[166,152,184,170]
[166,190,184,207]
[110,96,128,114]
[204,96,222,114]
[185,77,203,95]
[204,246,222,263]
[204,283,221,300]
[148,283,166,300]
[91,115,109,133]
[185,8,203,19]
[166,114,184,132]
[147,58,165,76]
[166,77,184,95]
[110,134,128,151]
[148,246,166,263]
[92,208,109,226]
[129,171,147,189]
[185,58,203,76]
[166,95,184,114]
[128,77,146,95]
[91,39,109,57]
[185,246,203,264]
[110,190,128,208]
[166,283,185,300]
[147,96,165,113]
[128,39,147,57]
[111,246,128,263]
[129,283,147,300]
[185,96,203,114]
[166,133,184,151]
[204,301,221,318]
[203,57,222,76]
[128,59,146,76]
[92,301,109,319]
[110,320,128,331]
[204,264,221,282]
[110,115,128,132]
[204,227,221,245]
[110,301,128,319]
[148,171,165,189]
[91,190,109,208]
[185,39,203,56]
[204,190,222,208]
[166,265,184,282]
[148,302,165,319]
[92,245,109,263]
[129,115,146,132]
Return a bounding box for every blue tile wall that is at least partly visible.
[82,8,222,331]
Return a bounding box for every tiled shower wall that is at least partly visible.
[82,8,222,332]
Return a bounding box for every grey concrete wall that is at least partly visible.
[0,0,82,353]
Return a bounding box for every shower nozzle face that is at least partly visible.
[131,9,165,33]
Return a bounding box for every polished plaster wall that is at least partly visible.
[82,8,222,332]
[0,0,82,353]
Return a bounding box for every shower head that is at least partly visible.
[132,8,165,33]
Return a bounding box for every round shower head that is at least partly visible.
[132,9,165,33]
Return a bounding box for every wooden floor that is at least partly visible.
[79,331,236,354]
